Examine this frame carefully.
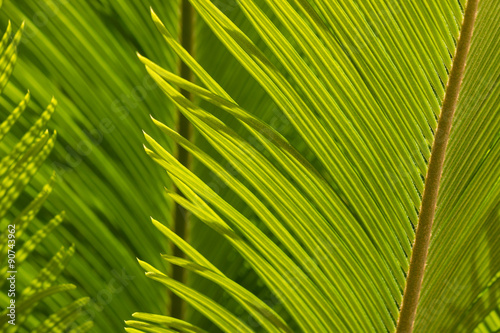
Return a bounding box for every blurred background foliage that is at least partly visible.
[0,1,179,331]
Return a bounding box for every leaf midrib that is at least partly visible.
[396,0,481,331]
[171,0,195,320]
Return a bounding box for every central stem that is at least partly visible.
[171,0,194,320]
[396,0,480,331]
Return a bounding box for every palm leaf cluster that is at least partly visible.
[0,20,91,332]
[131,0,500,332]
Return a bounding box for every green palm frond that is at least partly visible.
[0,21,91,332]
[131,0,500,332]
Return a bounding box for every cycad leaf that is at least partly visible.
[133,0,500,332]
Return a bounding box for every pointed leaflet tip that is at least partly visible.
[136,258,151,273]
[150,217,166,228]
[142,130,154,142]
[50,96,58,107]
[136,258,147,265]
[150,7,158,20]
[136,52,148,66]
[149,114,162,126]
[150,7,168,35]
[149,116,169,133]
[51,129,58,141]
[21,90,31,105]
[151,217,165,231]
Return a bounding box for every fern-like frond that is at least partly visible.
[0,20,89,332]
[131,0,499,331]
